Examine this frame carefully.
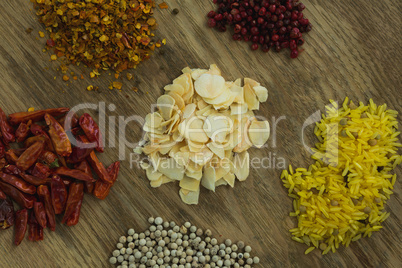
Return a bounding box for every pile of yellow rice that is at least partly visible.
[281,98,402,255]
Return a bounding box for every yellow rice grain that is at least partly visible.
[281,98,401,254]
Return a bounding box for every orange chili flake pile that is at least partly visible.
[32,0,165,83]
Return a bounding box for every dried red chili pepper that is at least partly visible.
[79,113,104,152]
[16,140,45,171]
[0,181,35,209]
[0,107,15,144]
[67,135,94,164]
[62,182,84,226]
[24,135,46,148]
[2,164,20,175]
[31,163,51,180]
[0,140,6,158]
[5,149,19,164]
[80,135,112,183]
[54,167,95,182]
[8,108,70,125]
[4,166,51,186]
[14,208,28,245]
[93,161,120,200]
[50,174,67,215]
[16,122,30,143]
[30,123,46,137]
[45,113,72,157]
[0,172,36,195]
[58,112,79,130]
[86,150,112,183]
[37,185,56,231]
[39,151,59,167]
[28,210,44,241]
[33,201,47,229]
[0,198,14,229]
[75,160,94,193]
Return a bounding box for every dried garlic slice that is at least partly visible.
[248,120,270,148]
[137,64,270,205]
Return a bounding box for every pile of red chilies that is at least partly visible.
[0,107,120,245]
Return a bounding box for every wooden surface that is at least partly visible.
[0,0,401,267]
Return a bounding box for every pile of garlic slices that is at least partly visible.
[135,65,270,205]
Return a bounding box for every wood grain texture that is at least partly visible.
[0,0,401,267]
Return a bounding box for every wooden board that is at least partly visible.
[0,0,401,267]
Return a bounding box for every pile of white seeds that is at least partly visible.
[109,217,260,268]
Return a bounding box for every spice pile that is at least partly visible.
[281,98,402,254]
[207,0,312,58]
[135,64,270,205]
[0,107,120,245]
[32,0,165,84]
[109,217,260,267]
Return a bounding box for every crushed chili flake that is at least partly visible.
[113,81,123,90]
[159,2,169,9]
[25,28,33,34]
[28,107,35,112]
[38,31,45,38]
[32,0,165,90]
[126,73,133,81]
[50,55,57,61]
[62,75,70,82]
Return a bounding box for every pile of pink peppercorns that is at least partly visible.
[207,0,312,58]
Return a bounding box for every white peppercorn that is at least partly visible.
[110,257,117,264]
[127,236,133,243]
[155,217,163,225]
[120,248,126,255]
[139,233,145,239]
[117,255,124,263]
[113,250,120,257]
[244,253,250,259]
[237,241,245,249]
[244,246,251,253]
[211,238,218,245]
[224,260,231,266]
[126,248,133,255]
[117,243,124,249]
[128,242,135,249]
[128,229,135,236]
[246,258,253,265]
[128,255,135,263]
[253,256,260,264]
[217,260,223,267]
